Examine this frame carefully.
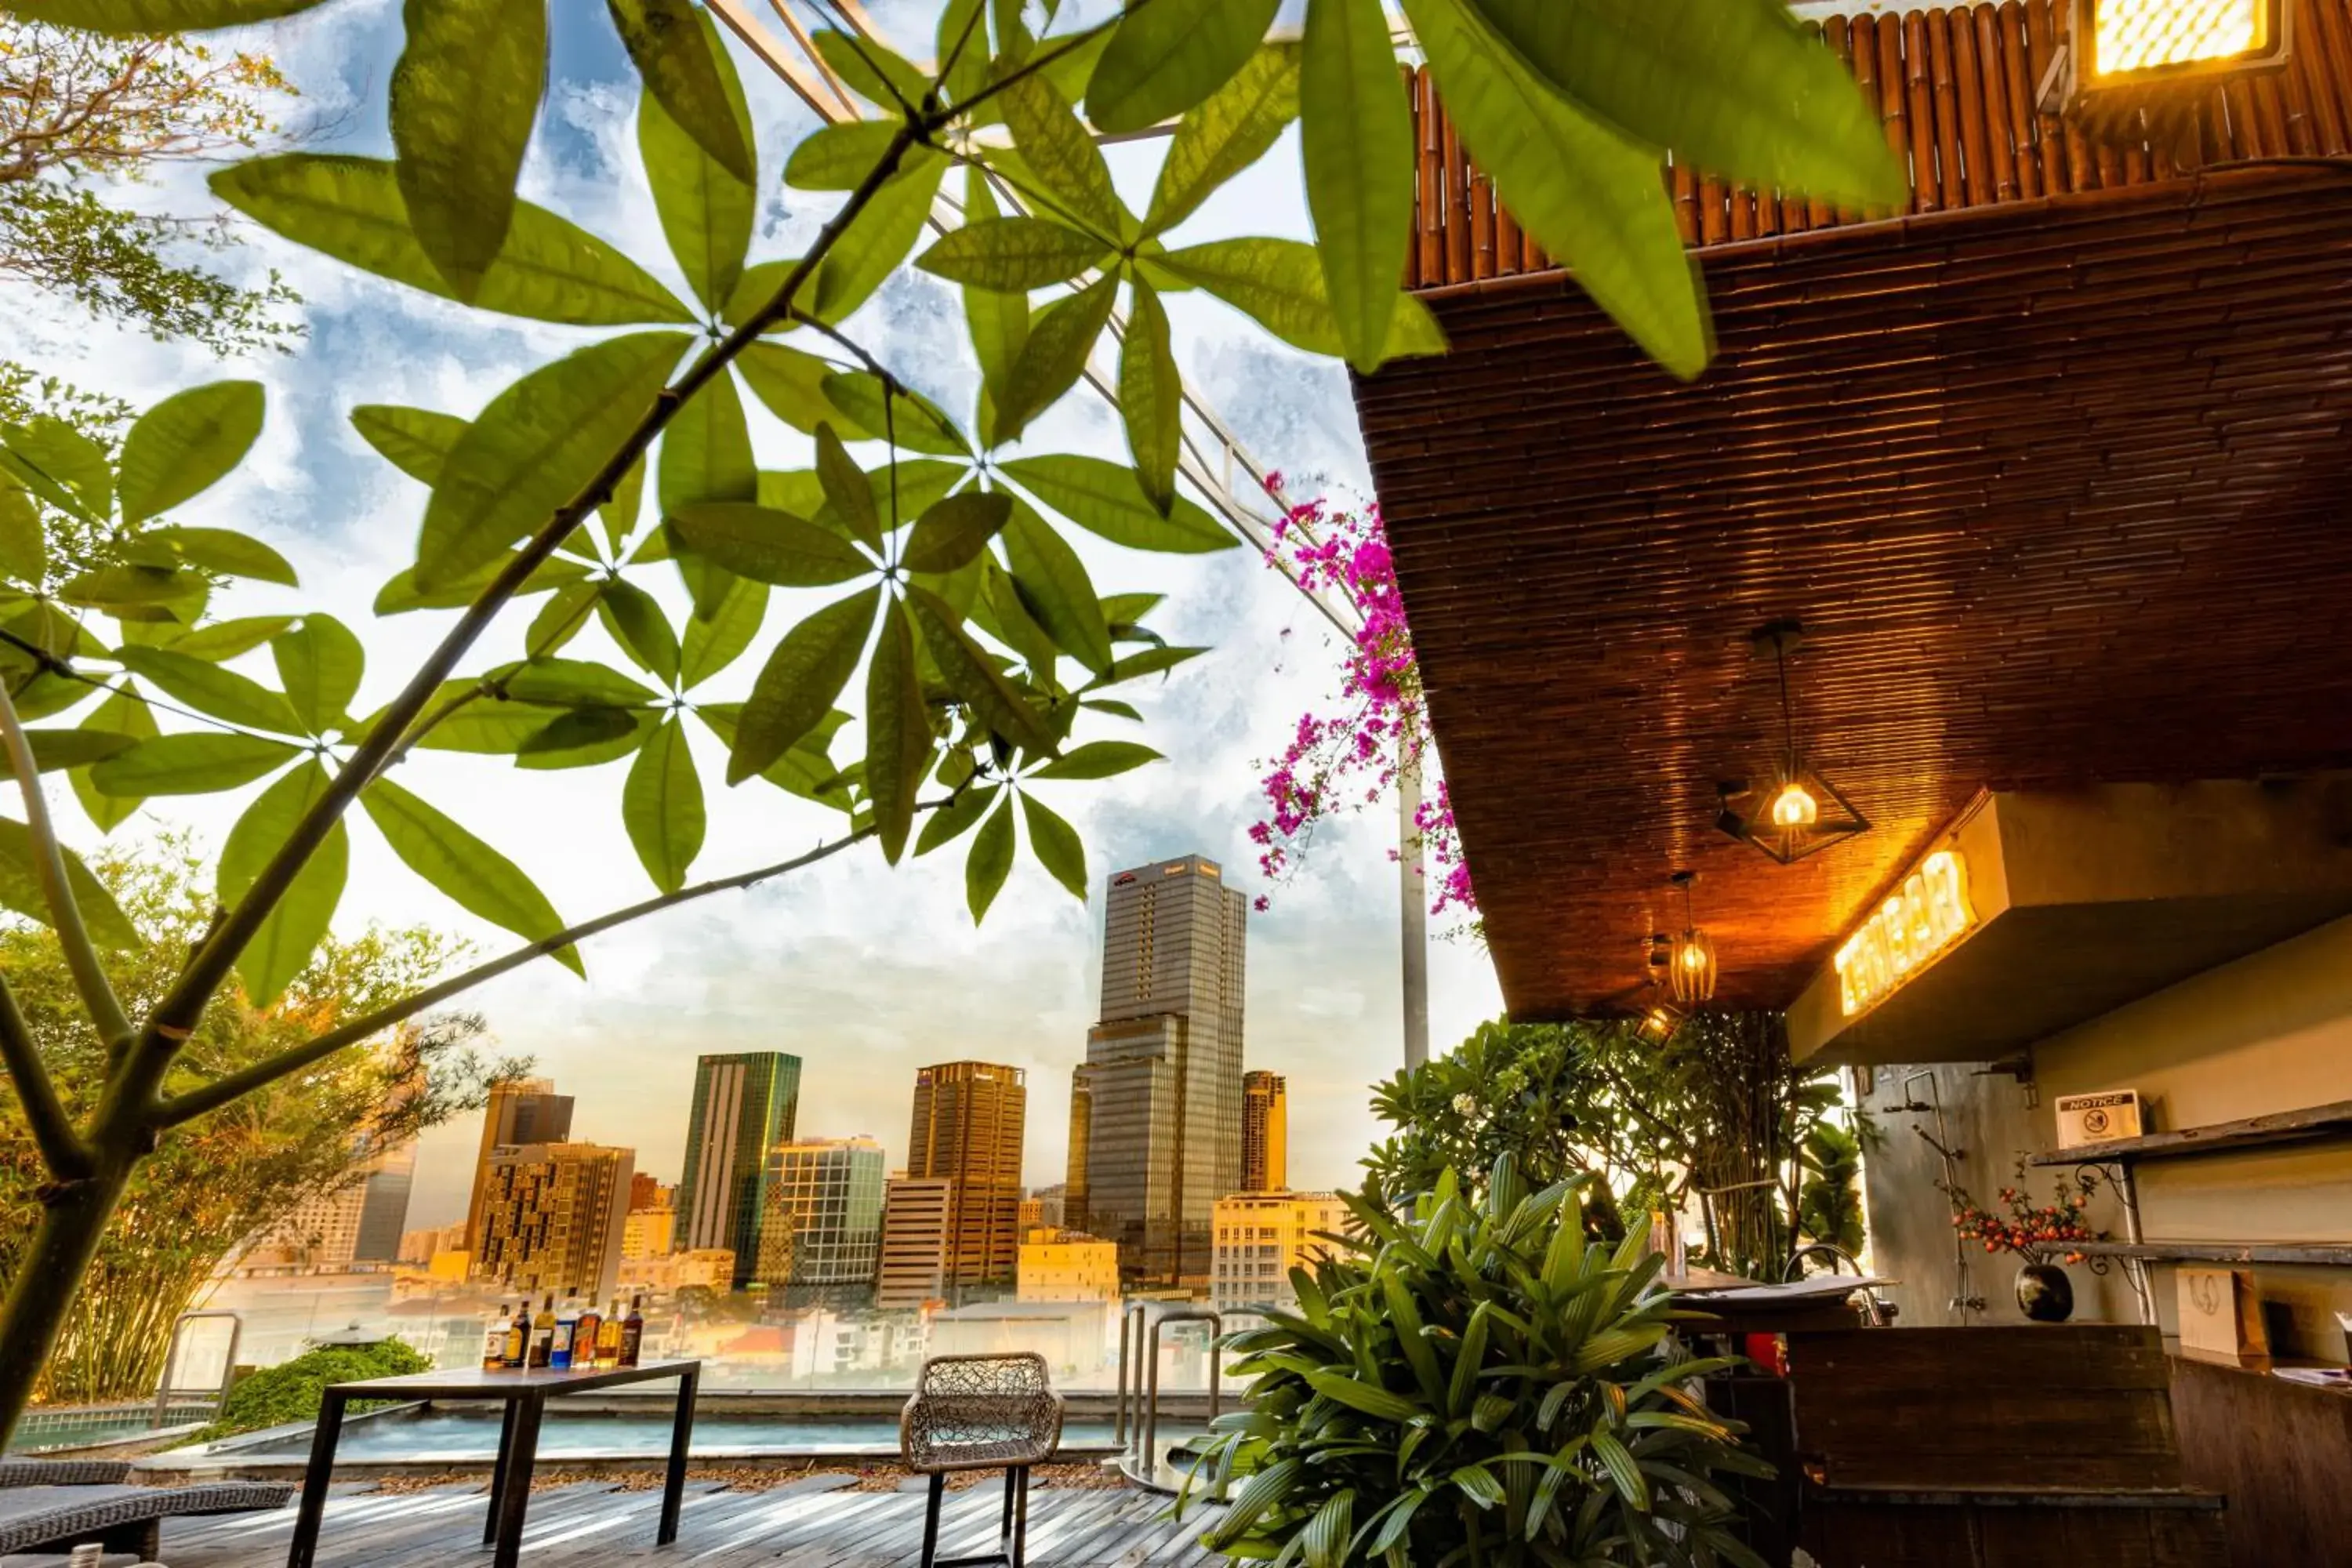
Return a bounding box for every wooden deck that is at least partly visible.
[158,1478,1221,1566]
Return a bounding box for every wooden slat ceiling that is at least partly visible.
[1356,168,2352,1018]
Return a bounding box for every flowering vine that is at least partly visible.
[1249,480,1475,920]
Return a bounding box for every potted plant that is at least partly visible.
[1942,1160,2106,1323]
[1178,1154,1769,1566]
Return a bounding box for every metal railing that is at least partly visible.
[154,1310,241,1429]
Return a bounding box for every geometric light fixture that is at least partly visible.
[2043,1,2290,129]
[1634,997,1684,1046]
[1715,621,1869,866]
[1665,869,1716,1005]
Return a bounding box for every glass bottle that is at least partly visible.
[550,1290,581,1370]
[504,1301,529,1369]
[597,1298,624,1367]
[619,1294,645,1367]
[482,1305,509,1371]
[575,1299,603,1370]
[528,1294,556,1369]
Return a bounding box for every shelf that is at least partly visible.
[2071,1240,2352,1268]
[2030,1099,2352,1167]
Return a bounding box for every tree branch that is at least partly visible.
[136,122,928,1071]
[0,971,89,1179]
[150,826,876,1129]
[0,677,132,1047]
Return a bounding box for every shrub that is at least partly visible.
[1182,1156,1769,1567]
[188,1339,431,1442]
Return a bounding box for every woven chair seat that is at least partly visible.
[0,1460,134,1488]
[900,1354,1064,1475]
[0,1481,294,1553]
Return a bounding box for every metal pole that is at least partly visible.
[1399,754,1430,1072]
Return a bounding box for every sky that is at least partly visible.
[15,0,1505,1228]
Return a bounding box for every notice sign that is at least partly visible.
[1835,850,1977,1018]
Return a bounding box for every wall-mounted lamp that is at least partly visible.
[1635,999,1685,1046]
[2040,0,2290,122]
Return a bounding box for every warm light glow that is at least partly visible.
[1636,1004,1681,1044]
[1680,946,1705,970]
[1835,851,1976,1018]
[2093,0,2266,75]
[1770,781,1820,829]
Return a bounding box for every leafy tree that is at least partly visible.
[0,0,1899,1444]
[1795,1119,1867,1259]
[0,837,512,1406]
[188,1337,431,1441]
[1,17,300,354]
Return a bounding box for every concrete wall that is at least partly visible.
[1858,914,2352,1356]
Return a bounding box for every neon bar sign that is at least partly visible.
[1835,850,1976,1017]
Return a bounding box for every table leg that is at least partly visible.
[491,1394,543,1568]
[485,1399,520,1544]
[659,1367,698,1544]
[1014,1465,1029,1568]
[285,1390,346,1568]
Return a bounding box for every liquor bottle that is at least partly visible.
[528,1294,556,1369]
[619,1294,644,1367]
[550,1290,580,1370]
[482,1305,510,1371]
[597,1298,623,1368]
[504,1301,528,1369]
[575,1300,603,1370]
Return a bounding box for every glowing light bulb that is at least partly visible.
[1680,945,1705,971]
[1770,781,1819,829]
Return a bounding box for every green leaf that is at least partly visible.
[515,707,653,769]
[1119,279,1181,514]
[624,715,704,892]
[352,405,466,486]
[1397,0,1706,379]
[1001,456,1232,554]
[1003,502,1112,673]
[977,557,1056,674]
[998,75,1123,236]
[607,0,754,183]
[1301,0,1412,372]
[729,586,879,783]
[811,148,946,325]
[865,596,931,862]
[659,370,757,615]
[819,373,971,459]
[361,776,581,972]
[2,419,108,518]
[958,172,1029,448]
[218,760,347,1006]
[735,343,839,434]
[160,617,299,662]
[272,614,365,733]
[906,585,1051,753]
[902,490,1009,575]
[669,503,873,587]
[117,380,267,524]
[814,423,880,551]
[0,0,328,33]
[1019,790,1086,901]
[526,579,601,658]
[1086,0,1280,135]
[915,779,994,857]
[0,488,45,586]
[390,0,545,299]
[1087,644,1207,688]
[638,4,756,313]
[113,647,303,735]
[55,564,202,619]
[1304,1370,1423,1423]
[600,454,647,550]
[1031,740,1160,781]
[935,0,989,108]
[1302,1490,1355,1568]
[374,552,591,615]
[120,526,297,586]
[417,331,689,589]
[1588,1429,1650,1512]
[999,271,1116,441]
[211,155,694,325]
[811,27,930,116]
[1145,42,1300,237]
[681,574,768,689]
[1150,237,1445,360]
[86,732,299,797]
[71,685,158,833]
[964,792,1016,920]
[1469,0,1907,209]
[598,579,681,687]
[785,122,905,193]
[0,729,136,779]
[0,818,138,949]
[502,657,658,708]
[699,702,849,804]
[918,218,1112,292]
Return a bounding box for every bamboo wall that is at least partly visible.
[1406,0,2352,289]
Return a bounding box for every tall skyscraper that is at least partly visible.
[472,1142,634,1301]
[464,1078,573,1255]
[757,1136,885,1298]
[1064,1071,1093,1234]
[1072,853,1247,1283]
[678,1052,801,1288]
[1242,1071,1288,1193]
[351,1138,418,1262]
[906,1061,1026,1289]
[875,1174,953,1309]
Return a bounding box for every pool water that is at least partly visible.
[223,1406,1123,1461]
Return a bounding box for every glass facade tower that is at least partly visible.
[677,1051,801,1288]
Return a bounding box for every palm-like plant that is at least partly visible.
[1180,1156,1770,1567]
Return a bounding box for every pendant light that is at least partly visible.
[1717,622,1869,865]
[1666,870,1716,1005]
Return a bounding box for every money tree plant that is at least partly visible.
[0,0,1899,1442]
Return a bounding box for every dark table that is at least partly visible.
[284,1359,701,1568]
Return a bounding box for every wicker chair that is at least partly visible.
[898,1352,1064,1568]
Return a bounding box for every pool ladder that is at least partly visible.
[1112,1304,1221,1491]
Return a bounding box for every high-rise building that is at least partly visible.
[352,1138,418,1262]
[875,1174,953,1309]
[464,1079,574,1254]
[756,1136,885,1298]
[621,1200,676,1261]
[472,1142,635,1301]
[239,1180,370,1274]
[630,1171,663,1211]
[1210,1191,1350,1313]
[1018,1184,1068,1231]
[1072,854,1248,1284]
[906,1062,1026,1289]
[1241,1072,1287,1193]
[1064,1072,1093,1234]
[678,1052,801,1288]
[1017,1228,1120,1303]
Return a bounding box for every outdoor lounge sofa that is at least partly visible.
[0,1457,292,1560]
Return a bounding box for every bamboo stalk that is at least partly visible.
[1907,11,1940,212]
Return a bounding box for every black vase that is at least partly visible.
[2014,1261,2075,1323]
